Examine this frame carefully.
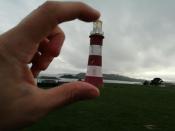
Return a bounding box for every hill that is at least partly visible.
[59,73,144,82]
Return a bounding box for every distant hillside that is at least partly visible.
[60,73,144,82]
[103,74,144,82]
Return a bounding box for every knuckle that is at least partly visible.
[60,84,77,103]
[37,56,53,70]
[67,88,76,103]
[41,65,48,71]
[67,85,80,101]
[69,87,75,99]
[47,47,61,57]
[42,1,54,10]
[38,63,48,70]
[76,1,86,7]
[50,51,60,57]
[40,1,57,15]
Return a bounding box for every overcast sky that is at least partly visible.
[1,0,175,81]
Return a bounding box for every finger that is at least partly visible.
[39,26,65,57]
[30,52,42,77]
[31,54,53,78]
[16,1,100,43]
[31,27,65,77]
[36,81,100,111]
[31,52,41,63]
[4,1,99,63]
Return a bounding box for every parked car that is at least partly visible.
[37,76,60,87]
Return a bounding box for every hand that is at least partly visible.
[0,1,100,130]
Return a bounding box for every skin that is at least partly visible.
[0,1,100,130]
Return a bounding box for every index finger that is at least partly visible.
[16,1,100,43]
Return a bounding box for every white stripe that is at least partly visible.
[86,66,102,77]
[89,45,102,56]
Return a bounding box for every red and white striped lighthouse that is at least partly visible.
[85,20,104,88]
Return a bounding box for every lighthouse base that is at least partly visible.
[85,76,103,88]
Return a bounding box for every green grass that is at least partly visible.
[24,84,175,131]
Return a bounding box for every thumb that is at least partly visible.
[38,81,99,111]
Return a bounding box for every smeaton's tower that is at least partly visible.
[85,20,104,88]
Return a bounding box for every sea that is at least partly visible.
[59,78,142,85]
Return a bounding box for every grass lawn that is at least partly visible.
[24,83,175,131]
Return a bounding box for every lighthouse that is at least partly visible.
[85,20,104,88]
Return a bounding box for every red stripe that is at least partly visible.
[90,35,104,45]
[88,55,102,66]
[85,76,103,87]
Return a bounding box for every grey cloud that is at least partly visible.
[0,0,45,32]
[1,0,175,81]
[40,0,175,81]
